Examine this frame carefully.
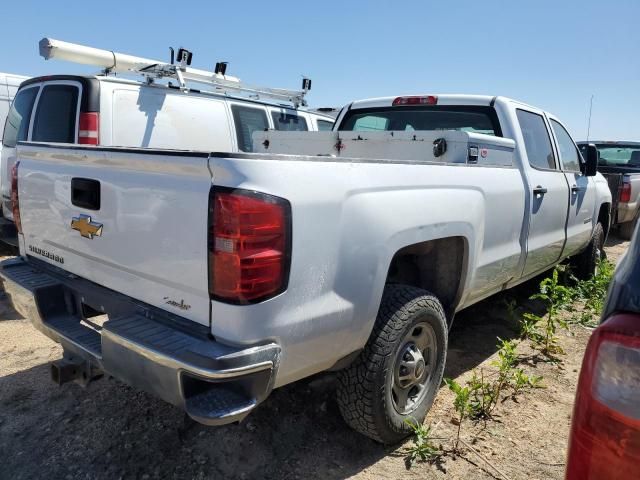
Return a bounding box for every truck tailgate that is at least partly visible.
[16,143,213,326]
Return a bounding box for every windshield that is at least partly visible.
[338,106,501,136]
[594,144,640,167]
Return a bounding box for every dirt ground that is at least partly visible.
[0,236,629,480]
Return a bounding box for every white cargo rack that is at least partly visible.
[39,38,311,107]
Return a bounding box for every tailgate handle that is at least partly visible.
[71,178,101,210]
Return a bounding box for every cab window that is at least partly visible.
[550,119,581,172]
[516,109,556,170]
[271,112,308,131]
[317,119,333,131]
[32,84,80,143]
[2,86,39,148]
[231,105,269,152]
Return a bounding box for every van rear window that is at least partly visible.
[271,112,308,132]
[232,105,269,152]
[32,85,79,143]
[338,106,501,136]
[2,86,38,148]
[317,119,334,131]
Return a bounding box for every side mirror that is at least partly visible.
[583,144,598,176]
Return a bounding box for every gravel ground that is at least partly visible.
[0,235,629,480]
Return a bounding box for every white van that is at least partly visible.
[0,74,335,244]
[0,73,29,143]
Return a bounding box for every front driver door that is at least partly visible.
[549,117,596,258]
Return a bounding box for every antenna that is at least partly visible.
[586,94,594,142]
[39,37,310,107]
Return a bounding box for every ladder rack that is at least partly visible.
[39,37,311,107]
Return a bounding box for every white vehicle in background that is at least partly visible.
[1,89,612,443]
[0,39,334,245]
[0,73,29,143]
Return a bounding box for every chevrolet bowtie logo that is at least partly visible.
[71,214,103,239]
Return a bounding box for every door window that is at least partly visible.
[231,105,269,152]
[2,86,38,147]
[317,119,334,131]
[32,84,80,143]
[550,119,581,172]
[516,110,556,170]
[271,112,308,131]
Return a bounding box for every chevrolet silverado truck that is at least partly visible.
[578,141,640,239]
[0,94,611,444]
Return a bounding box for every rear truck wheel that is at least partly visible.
[619,216,637,241]
[571,222,605,280]
[336,284,447,444]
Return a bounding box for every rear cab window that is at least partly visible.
[270,111,308,131]
[338,106,501,136]
[2,86,39,147]
[516,109,557,170]
[31,83,81,143]
[231,104,269,152]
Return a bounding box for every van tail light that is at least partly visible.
[620,181,631,203]
[78,112,99,145]
[11,161,21,234]
[209,189,291,304]
[392,96,438,106]
[566,313,640,480]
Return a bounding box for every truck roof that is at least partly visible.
[577,141,640,146]
[21,74,335,120]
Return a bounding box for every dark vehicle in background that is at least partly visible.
[566,222,640,479]
[579,141,640,239]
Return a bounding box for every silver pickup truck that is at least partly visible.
[1,94,611,443]
[578,141,640,239]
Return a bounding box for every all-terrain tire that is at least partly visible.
[571,222,605,280]
[336,284,448,444]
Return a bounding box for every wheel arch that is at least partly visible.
[385,235,469,324]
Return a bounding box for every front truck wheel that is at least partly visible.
[336,284,448,444]
[571,222,605,280]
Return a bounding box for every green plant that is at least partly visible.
[444,377,470,449]
[523,267,573,356]
[404,419,441,465]
[571,259,615,327]
[466,369,500,419]
[511,368,543,395]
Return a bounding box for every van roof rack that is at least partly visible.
[38,38,311,107]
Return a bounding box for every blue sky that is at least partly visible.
[2,0,638,140]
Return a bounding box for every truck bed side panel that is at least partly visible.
[208,153,525,387]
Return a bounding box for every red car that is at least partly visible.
[566,226,640,479]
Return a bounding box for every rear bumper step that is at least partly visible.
[0,257,280,425]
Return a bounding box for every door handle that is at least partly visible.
[533,186,548,196]
[71,178,101,210]
[571,184,584,194]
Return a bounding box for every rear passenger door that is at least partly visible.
[517,108,571,277]
[549,117,596,257]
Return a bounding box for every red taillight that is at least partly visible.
[620,181,631,203]
[392,95,438,106]
[11,161,21,234]
[566,314,640,480]
[78,112,99,145]
[209,189,290,303]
